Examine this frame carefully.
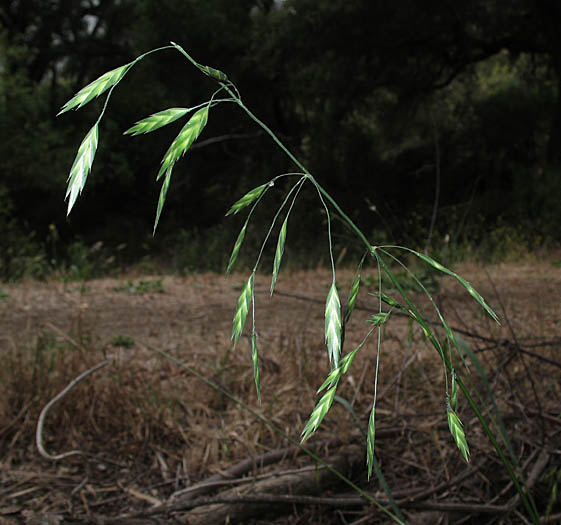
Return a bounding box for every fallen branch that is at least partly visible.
[121,445,362,524]
[36,360,110,461]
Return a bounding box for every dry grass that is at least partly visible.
[0,261,560,523]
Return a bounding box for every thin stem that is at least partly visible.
[314,183,336,281]
[252,175,307,273]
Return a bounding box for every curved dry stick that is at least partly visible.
[36,360,110,461]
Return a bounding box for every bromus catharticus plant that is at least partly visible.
[58,42,540,523]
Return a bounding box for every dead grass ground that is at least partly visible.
[0,260,560,523]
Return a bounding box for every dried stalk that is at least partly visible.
[36,360,110,461]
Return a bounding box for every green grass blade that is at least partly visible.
[366,404,377,479]
[301,383,338,442]
[124,107,191,136]
[58,62,132,115]
[325,282,342,368]
[153,169,171,234]
[157,106,209,181]
[251,331,261,403]
[232,274,254,347]
[447,407,470,463]
[270,216,288,295]
[226,183,269,216]
[226,222,248,276]
[65,123,98,215]
[408,249,500,324]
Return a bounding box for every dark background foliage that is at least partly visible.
[1,0,560,278]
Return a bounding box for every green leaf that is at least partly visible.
[366,404,376,480]
[153,169,171,234]
[232,274,254,346]
[65,124,98,215]
[251,332,261,402]
[226,183,269,216]
[447,407,470,463]
[413,251,500,324]
[325,282,342,368]
[226,222,248,276]
[124,107,191,136]
[301,383,338,442]
[58,62,132,115]
[270,216,288,295]
[367,312,391,327]
[157,106,209,181]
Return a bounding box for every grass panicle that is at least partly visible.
[270,216,288,295]
[156,106,209,181]
[366,404,377,479]
[251,331,261,402]
[447,406,470,463]
[154,170,171,234]
[124,107,191,136]
[57,42,540,524]
[65,124,98,216]
[367,312,391,327]
[58,62,132,115]
[325,282,342,368]
[301,382,338,442]
[226,183,270,216]
[226,222,248,276]
[344,266,362,325]
[232,273,253,347]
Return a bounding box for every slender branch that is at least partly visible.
[36,360,110,461]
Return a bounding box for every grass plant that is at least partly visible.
[57,42,541,522]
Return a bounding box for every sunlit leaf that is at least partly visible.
[58,62,132,115]
[124,107,191,136]
[65,124,98,215]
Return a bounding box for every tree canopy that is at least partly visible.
[1,0,560,275]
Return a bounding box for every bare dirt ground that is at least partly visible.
[1,260,560,524]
